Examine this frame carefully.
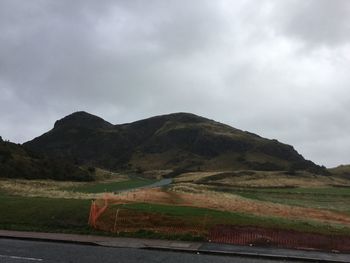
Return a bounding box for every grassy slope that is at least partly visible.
[218,187,350,213]
[174,171,350,214]
[66,178,157,193]
[175,170,350,188]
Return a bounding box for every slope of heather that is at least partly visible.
[0,136,93,181]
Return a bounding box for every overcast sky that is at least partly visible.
[1,0,350,167]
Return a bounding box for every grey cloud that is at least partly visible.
[0,0,350,167]
[271,0,350,47]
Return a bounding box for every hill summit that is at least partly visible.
[53,111,112,129]
[24,111,325,174]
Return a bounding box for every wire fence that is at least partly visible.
[88,197,206,236]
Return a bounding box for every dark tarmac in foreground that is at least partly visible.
[0,238,306,263]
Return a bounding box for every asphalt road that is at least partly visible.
[0,238,308,263]
[117,178,172,193]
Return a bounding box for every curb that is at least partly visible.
[0,233,99,247]
[143,246,349,263]
[197,249,347,263]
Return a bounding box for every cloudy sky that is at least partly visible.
[1,0,349,167]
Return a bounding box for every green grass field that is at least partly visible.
[65,178,157,193]
[0,193,91,233]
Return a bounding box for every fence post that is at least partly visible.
[113,208,120,233]
[88,200,94,226]
[202,212,208,234]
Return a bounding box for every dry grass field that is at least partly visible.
[174,170,350,187]
[0,178,97,199]
[0,168,128,199]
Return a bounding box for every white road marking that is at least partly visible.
[0,254,43,261]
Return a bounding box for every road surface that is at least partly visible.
[118,178,172,193]
[0,238,307,263]
[140,178,173,188]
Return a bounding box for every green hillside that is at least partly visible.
[329,164,350,177]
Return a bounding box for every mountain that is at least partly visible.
[0,136,94,181]
[24,111,326,175]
